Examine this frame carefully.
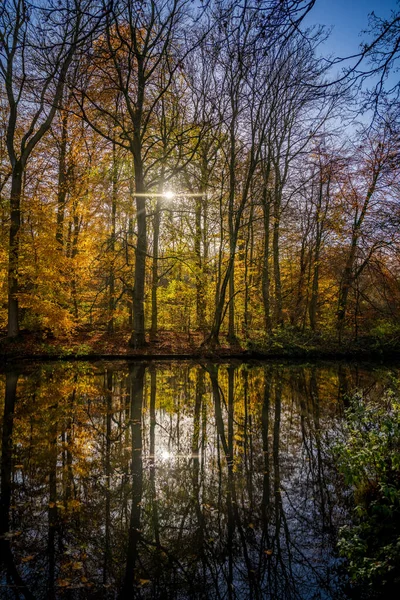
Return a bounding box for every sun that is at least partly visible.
[164,190,174,200]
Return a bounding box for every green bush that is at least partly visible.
[334,390,400,594]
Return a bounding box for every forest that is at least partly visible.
[1,0,400,353]
[3,2,400,596]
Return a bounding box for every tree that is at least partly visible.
[336,120,399,341]
[0,0,103,337]
[326,1,400,114]
[77,0,202,347]
[202,0,319,347]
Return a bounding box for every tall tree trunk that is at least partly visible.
[132,189,146,347]
[273,187,283,326]
[243,206,253,339]
[127,173,135,327]
[228,118,237,344]
[108,141,117,333]
[129,114,147,347]
[309,177,328,332]
[71,203,80,319]
[293,236,308,326]
[261,186,272,335]
[150,163,165,341]
[7,164,23,337]
[309,222,322,332]
[56,110,68,248]
[337,246,356,343]
[150,198,161,340]
[195,193,205,330]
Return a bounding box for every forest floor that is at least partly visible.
[1,328,400,363]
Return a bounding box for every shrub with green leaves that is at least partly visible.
[334,390,400,594]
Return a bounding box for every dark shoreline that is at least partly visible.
[2,329,400,366]
[2,347,400,364]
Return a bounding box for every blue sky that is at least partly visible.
[305,0,397,58]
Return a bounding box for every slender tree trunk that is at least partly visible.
[108,141,117,333]
[337,252,355,342]
[261,186,272,335]
[71,202,79,319]
[273,188,283,326]
[309,180,325,331]
[129,117,147,347]
[127,173,134,327]
[293,236,308,326]
[228,245,235,341]
[150,198,161,340]
[202,192,209,331]
[195,150,210,331]
[228,119,237,344]
[56,110,68,248]
[7,164,23,337]
[309,236,321,332]
[243,209,252,338]
[195,193,206,330]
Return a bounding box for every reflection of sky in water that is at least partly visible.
[138,382,345,599]
[0,361,391,598]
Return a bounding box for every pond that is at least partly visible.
[0,360,396,599]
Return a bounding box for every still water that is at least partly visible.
[0,360,394,599]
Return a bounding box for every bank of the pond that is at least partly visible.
[0,330,400,363]
[1,329,400,362]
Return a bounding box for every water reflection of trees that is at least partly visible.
[0,361,389,598]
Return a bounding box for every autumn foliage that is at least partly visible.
[1,0,400,350]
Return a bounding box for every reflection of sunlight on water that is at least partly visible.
[161,449,172,460]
